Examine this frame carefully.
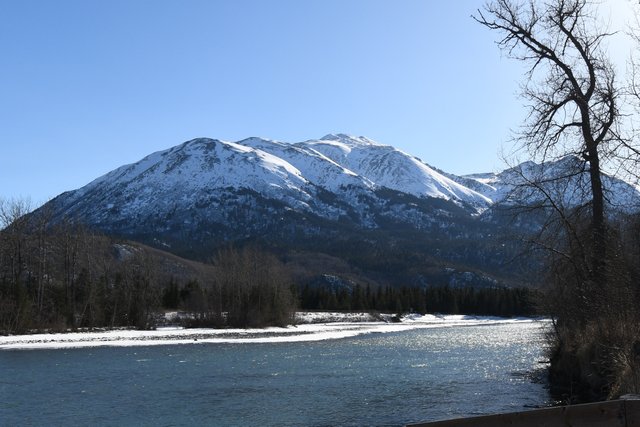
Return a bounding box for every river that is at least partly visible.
[0,321,550,426]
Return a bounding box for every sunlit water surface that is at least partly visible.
[1,322,550,426]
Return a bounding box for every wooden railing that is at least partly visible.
[408,397,640,427]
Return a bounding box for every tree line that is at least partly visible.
[298,283,536,317]
[0,198,537,334]
[0,199,298,333]
[0,199,161,332]
[171,245,297,328]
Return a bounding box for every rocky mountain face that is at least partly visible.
[41,134,640,288]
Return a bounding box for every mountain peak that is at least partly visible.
[179,137,220,147]
[320,133,381,146]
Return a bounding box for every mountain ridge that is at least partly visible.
[39,134,640,289]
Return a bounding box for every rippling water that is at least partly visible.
[0,322,550,426]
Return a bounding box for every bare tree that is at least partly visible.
[476,0,640,401]
[475,0,640,288]
[0,197,34,332]
[212,245,296,327]
[626,10,640,183]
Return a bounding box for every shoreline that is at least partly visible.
[0,313,547,351]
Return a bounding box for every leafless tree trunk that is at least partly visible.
[475,0,635,289]
[34,203,53,319]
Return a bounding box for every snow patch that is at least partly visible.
[0,313,547,350]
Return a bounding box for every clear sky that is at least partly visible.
[0,0,636,206]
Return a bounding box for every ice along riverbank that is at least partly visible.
[0,313,546,350]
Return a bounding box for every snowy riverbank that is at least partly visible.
[0,313,546,350]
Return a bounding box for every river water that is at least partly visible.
[1,321,550,426]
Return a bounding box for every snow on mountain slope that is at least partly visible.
[47,134,640,243]
[54,138,317,222]
[106,138,307,192]
[299,134,491,208]
[45,133,506,245]
[238,137,375,193]
[459,156,640,212]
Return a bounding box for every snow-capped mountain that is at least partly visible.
[36,133,640,288]
[43,134,640,262]
[236,133,491,208]
[300,134,492,208]
[48,134,498,237]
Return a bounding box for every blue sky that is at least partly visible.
[0,0,634,205]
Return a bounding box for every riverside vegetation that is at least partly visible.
[477,0,640,402]
[0,198,536,334]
